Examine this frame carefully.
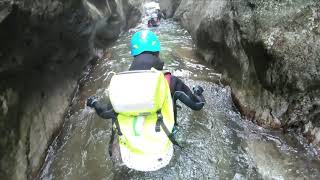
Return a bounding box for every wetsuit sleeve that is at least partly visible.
[92,100,117,119]
[172,76,205,111]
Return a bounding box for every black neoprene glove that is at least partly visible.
[192,85,204,96]
[87,96,98,108]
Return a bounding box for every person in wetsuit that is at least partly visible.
[156,9,165,21]
[148,12,160,27]
[87,30,205,126]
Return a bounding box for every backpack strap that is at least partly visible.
[155,110,162,132]
[114,117,122,135]
[108,124,116,157]
[164,72,177,124]
[155,110,182,148]
[108,117,122,157]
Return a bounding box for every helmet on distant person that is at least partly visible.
[130,30,160,56]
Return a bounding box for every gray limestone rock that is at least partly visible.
[172,0,320,139]
[0,0,143,179]
[159,0,182,18]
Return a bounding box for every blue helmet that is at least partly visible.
[130,30,160,56]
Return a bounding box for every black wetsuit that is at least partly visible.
[157,12,162,21]
[148,18,158,27]
[91,53,205,124]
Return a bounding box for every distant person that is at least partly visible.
[162,9,167,19]
[148,12,160,27]
[157,9,164,21]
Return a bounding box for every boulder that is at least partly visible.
[173,0,320,138]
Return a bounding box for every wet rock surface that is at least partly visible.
[0,0,143,179]
[159,0,182,18]
[168,0,320,142]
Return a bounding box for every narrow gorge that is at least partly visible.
[0,0,319,179]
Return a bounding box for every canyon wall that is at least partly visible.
[162,0,320,142]
[0,0,143,179]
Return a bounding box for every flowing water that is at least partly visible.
[39,19,320,180]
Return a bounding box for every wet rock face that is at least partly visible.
[0,0,142,179]
[171,0,320,139]
[159,0,182,18]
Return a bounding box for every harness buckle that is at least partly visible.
[155,110,162,132]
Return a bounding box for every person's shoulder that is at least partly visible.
[169,74,182,83]
[169,74,179,79]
